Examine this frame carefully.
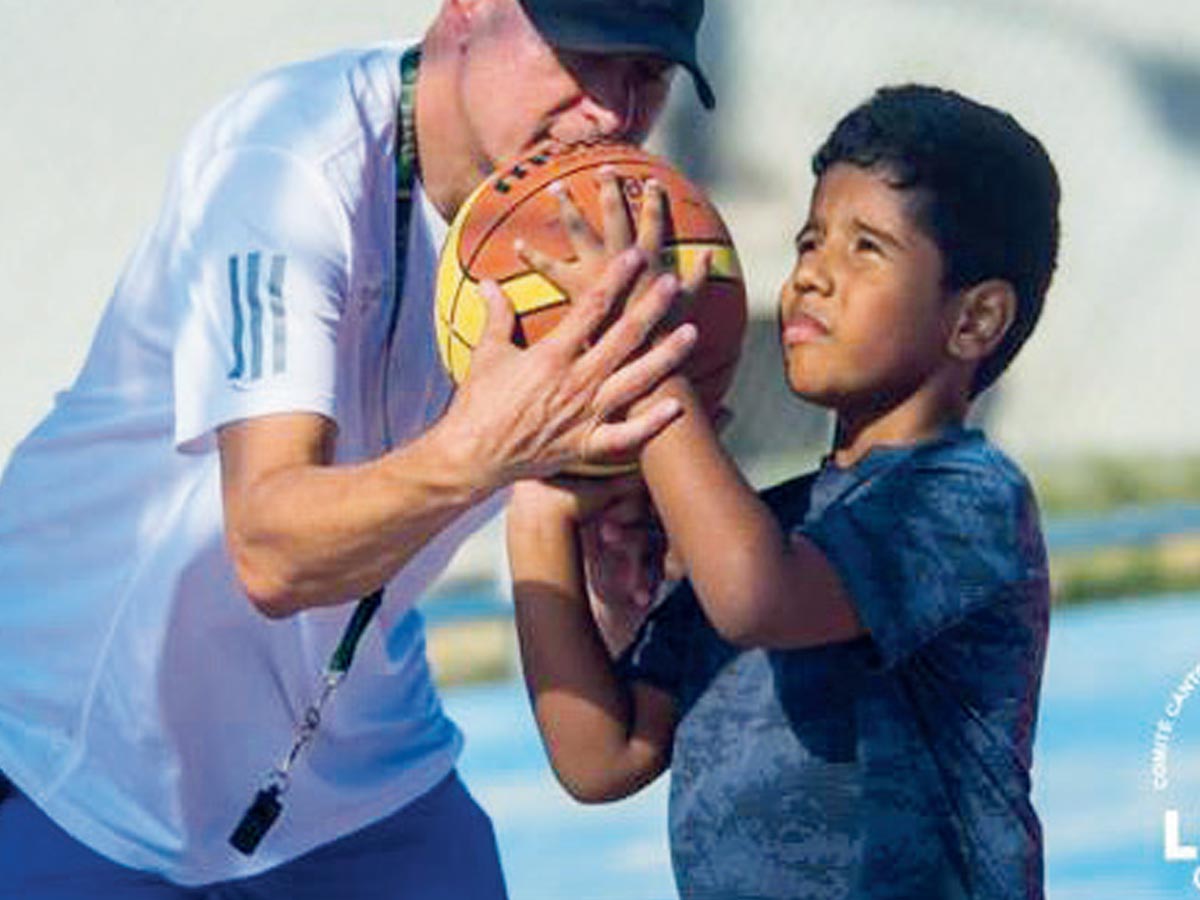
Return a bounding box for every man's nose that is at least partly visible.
[576,84,634,141]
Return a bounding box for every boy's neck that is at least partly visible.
[830,384,969,468]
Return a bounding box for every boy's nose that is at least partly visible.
[793,257,833,296]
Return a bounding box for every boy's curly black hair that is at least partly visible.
[813,85,1060,396]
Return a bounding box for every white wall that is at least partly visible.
[0,0,439,461]
[694,0,1200,458]
[2,0,1198,463]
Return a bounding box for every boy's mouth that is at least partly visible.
[782,310,831,345]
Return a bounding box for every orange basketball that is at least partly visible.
[434,141,748,472]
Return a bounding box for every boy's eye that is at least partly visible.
[854,235,883,255]
[795,233,818,255]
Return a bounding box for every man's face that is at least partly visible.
[777,163,959,413]
[457,0,675,168]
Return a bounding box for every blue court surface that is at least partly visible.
[443,592,1200,900]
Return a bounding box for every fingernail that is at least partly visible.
[549,181,566,196]
[513,238,527,253]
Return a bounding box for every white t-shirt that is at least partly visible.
[0,43,502,885]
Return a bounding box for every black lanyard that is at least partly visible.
[230,44,422,856]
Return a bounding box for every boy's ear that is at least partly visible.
[947,280,1016,362]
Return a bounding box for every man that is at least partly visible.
[0,1,714,896]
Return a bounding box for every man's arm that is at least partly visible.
[507,481,676,803]
[220,411,485,617]
[220,250,696,617]
[638,378,865,650]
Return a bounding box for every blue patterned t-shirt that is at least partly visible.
[619,427,1049,899]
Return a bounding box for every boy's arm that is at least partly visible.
[507,481,677,803]
[513,177,860,651]
[639,378,865,650]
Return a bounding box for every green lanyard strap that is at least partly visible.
[230,44,422,857]
[331,43,421,677]
[329,588,383,674]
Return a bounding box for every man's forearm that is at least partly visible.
[222,417,496,617]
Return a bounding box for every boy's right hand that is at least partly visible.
[511,476,664,651]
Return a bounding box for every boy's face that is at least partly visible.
[777,163,960,413]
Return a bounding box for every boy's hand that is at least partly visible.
[510,475,662,603]
[580,487,666,654]
[516,169,710,340]
[581,489,664,606]
[509,473,642,524]
[510,475,665,653]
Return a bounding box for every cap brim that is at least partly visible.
[530,15,716,110]
[684,63,717,111]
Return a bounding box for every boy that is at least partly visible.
[506,84,1060,898]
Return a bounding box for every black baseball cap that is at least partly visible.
[519,0,715,109]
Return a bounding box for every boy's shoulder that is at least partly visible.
[852,427,1034,504]
[906,428,1039,516]
[920,426,1025,470]
[761,428,1040,533]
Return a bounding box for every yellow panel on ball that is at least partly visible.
[447,332,474,384]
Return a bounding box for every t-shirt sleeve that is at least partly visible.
[171,146,352,453]
[800,449,1045,669]
[615,579,704,696]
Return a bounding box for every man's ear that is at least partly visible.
[947,280,1016,362]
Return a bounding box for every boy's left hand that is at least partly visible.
[516,168,710,341]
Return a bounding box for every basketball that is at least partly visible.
[433,141,748,420]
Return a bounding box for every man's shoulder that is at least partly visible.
[184,43,406,167]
